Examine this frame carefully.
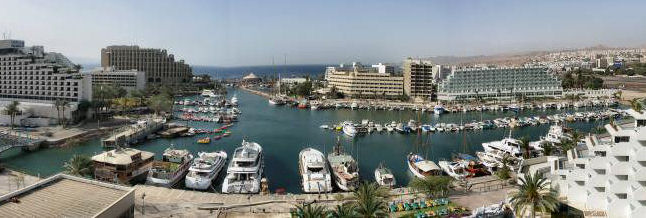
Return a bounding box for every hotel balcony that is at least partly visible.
[636,149,646,162]
[589,157,609,170]
[610,162,633,176]
[570,170,588,182]
[636,169,646,182]
[634,188,646,201]
[609,180,630,194]
[589,175,608,188]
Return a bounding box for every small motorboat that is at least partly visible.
[214,135,223,140]
[374,163,396,187]
[197,137,211,144]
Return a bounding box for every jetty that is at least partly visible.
[0,131,43,154]
[101,117,165,148]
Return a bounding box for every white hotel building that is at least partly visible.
[437,67,563,101]
[520,109,646,217]
[0,39,91,126]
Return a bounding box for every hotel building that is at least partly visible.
[520,109,646,218]
[325,62,403,98]
[403,58,435,99]
[101,45,192,85]
[437,67,562,101]
[88,67,146,93]
[0,39,91,126]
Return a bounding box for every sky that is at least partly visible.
[1,0,645,66]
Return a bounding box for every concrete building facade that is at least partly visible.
[101,45,192,85]
[88,67,146,93]
[326,62,403,98]
[437,67,563,101]
[0,39,90,126]
[403,58,435,100]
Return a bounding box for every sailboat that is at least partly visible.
[407,110,441,178]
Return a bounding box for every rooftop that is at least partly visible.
[0,174,134,217]
[92,148,154,165]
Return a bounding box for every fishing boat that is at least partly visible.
[407,153,441,178]
[299,148,333,193]
[222,140,264,193]
[328,139,359,191]
[374,163,396,187]
[185,151,228,190]
[342,121,357,137]
[197,137,211,144]
[147,148,194,188]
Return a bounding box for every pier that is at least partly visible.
[101,117,165,148]
[0,131,44,154]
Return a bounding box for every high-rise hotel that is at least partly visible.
[0,39,91,126]
[403,58,435,100]
[437,67,562,101]
[101,46,192,85]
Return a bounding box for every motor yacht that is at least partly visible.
[222,140,264,194]
[299,148,333,193]
[147,148,194,188]
[185,151,228,190]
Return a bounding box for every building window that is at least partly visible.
[614,136,630,143]
[615,193,627,199]
[616,175,628,180]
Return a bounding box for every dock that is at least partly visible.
[0,130,43,154]
[102,117,165,148]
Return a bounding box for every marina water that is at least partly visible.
[0,89,614,193]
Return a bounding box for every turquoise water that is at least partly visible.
[0,89,613,193]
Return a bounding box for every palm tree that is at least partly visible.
[408,176,453,198]
[519,137,531,159]
[54,99,69,126]
[541,141,554,156]
[352,182,389,218]
[629,98,643,113]
[329,203,357,218]
[63,154,94,177]
[510,172,559,218]
[3,101,21,129]
[293,203,328,218]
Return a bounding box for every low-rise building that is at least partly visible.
[437,67,563,101]
[326,62,403,98]
[0,174,135,218]
[92,147,155,184]
[88,67,146,93]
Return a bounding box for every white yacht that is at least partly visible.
[328,140,359,191]
[374,163,396,187]
[481,137,523,158]
[147,148,194,188]
[438,160,468,180]
[476,150,522,172]
[540,125,570,145]
[342,121,357,137]
[350,102,358,110]
[230,96,239,106]
[201,89,217,98]
[299,148,333,193]
[407,153,441,178]
[185,151,228,190]
[222,140,264,194]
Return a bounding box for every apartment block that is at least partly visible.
[88,67,146,92]
[101,45,192,85]
[403,58,435,100]
[326,62,403,98]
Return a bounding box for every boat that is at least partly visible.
[433,105,445,115]
[481,135,523,158]
[342,121,357,137]
[328,139,359,191]
[476,150,522,172]
[299,148,333,193]
[197,137,211,144]
[350,102,358,110]
[374,163,396,187]
[407,153,441,178]
[230,96,239,106]
[201,89,217,98]
[222,140,264,194]
[185,151,228,190]
[438,160,468,180]
[147,148,194,187]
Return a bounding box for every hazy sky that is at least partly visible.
[1,0,645,66]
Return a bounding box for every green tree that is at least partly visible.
[541,141,554,156]
[54,99,70,127]
[3,101,21,129]
[629,98,643,113]
[329,203,357,218]
[496,154,513,180]
[408,176,453,198]
[519,137,532,159]
[63,154,94,177]
[351,182,389,218]
[510,172,559,218]
[148,94,173,115]
[293,203,328,218]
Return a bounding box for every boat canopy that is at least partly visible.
[416,161,440,172]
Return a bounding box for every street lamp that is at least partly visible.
[141,193,146,215]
